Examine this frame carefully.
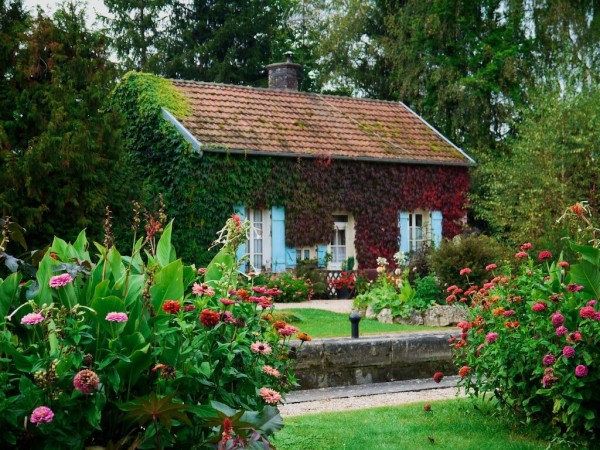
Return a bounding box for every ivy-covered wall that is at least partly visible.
[111,72,470,267]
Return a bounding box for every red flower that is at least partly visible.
[567,283,584,293]
[515,251,528,259]
[162,300,181,314]
[580,306,595,319]
[433,372,444,383]
[520,242,532,250]
[458,366,471,378]
[571,203,585,217]
[531,302,547,312]
[200,309,220,327]
[557,261,569,268]
[485,263,497,271]
[538,250,552,261]
[459,268,471,276]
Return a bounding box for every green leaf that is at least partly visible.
[570,241,600,266]
[570,260,600,298]
[0,272,22,321]
[72,229,90,261]
[156,220,175,267]
[150,260,183,311]
[119,393,192,430]
[240,406,284,435]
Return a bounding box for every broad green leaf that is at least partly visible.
[241,406,284,434]
[150,260,183,311]
[156,220,175,267]
[570,241,600,266]
[107,247,124,282]
[72,229,90,261]
[205,247,235,289]
[0,272,21,320]
[570,261,600,298]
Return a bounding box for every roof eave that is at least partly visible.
[161,108,203,155]
[201,146,472,167]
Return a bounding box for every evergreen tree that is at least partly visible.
[0,2,129,247]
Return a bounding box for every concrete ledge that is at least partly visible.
[294,332,459,389]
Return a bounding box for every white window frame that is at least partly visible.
[329,215,348,270]
[408,210,431,253]
[248,209,271,273]
[296,247,315,262]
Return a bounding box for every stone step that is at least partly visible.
[286,376,460,404]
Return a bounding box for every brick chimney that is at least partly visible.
[266,51,302,91]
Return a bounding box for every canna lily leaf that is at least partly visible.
[118,393,192,430]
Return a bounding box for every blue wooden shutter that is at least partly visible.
[431,210,443,248]
[317,245,327,268]
[285,247,297,268]
[233,205,246,270]
[398,211,409,253]
[271,206,286,272]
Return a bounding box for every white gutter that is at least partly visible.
[398,101,476,165]
[161,108,202,155]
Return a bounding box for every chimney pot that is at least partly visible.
[266,52,302,91]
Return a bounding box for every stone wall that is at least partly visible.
[294,331,459,389]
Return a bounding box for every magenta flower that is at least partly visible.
[556,325,568,336]
[520,242,532,250]
[551,312,565,327]
[542,354,556,366]
[459,268,471,276]
[542,368,558,388]
[49,273,74,288]
[485,332,499,343]
[21,312,44,325]
[580,306,595,319]
[515,251,528,259]
[567,283,584,293]
[531,302,547,312]
[485,263,497,271]
[105,312,128,322]
[502,309,515,317]
[575,365,589,378]
[278,325,299,337]
[73,369,100,394]
[30,406,54,426]
[562,345,575,358]
[538,251,552,261]
[219,298,235,306]
[587,300,597,306]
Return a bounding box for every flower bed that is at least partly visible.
[447,205,600,447]
[0,215,310,448]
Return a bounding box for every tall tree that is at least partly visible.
[155,0,294,85]
[0,2,129,247]
[100,0,170,72]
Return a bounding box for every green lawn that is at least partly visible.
[273,308,449,338]
[274,399,547,450]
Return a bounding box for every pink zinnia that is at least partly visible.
[502,310,515,317]
[21,312,44,325]
[587,300,597,306]
[49,273,73,288]
[259,387,281,404]
[459,268,471,276]
[278,325,299,337]
[556,326,568,336]
[192,283,215,297]
[485,264,497,271]
[575,365,589,378]
[562,345,575,358]
[557,261,569,268]
[219,298,235,306]
[531,302,547,312]
[262,365,281,378]
[520,242,532,250]
[567,283,584,293]
[250,341,272,355]
[551,312,565,327]
[580,306,595,319]
[252,286,267,294]
[515,251,528,259]
[30,406,54,426]
[106,312,128,322]
[485,332,499,343]
[73,369,100,394]
[542,354,556,366]
[538,251,552,261]
[446,285,459,293]
[258,297,272,309]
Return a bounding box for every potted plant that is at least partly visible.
[333,271,355,299]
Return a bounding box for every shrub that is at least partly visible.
[429,234,509,290]
[451,234,600,446]
[412,274,442,310]
[0,216,308,448]
[251,272,313,303]
[295,259,328,298]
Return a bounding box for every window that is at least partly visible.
[247,209,271,272]
[296,247,314,261]
[408,212,430,252]
[330,216,348,269]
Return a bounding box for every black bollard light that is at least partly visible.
[349,312,361,338]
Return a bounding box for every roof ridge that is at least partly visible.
[168,78,408,106]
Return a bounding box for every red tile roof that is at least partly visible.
[169,80,474,166]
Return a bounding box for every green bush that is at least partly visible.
[429,234,509,290]
[251,272,313,303]
[0,216,304,448]
[295,259,328,298]
[412,274,442,310]
[452,240,600,447]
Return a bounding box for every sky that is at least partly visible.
[23,0,109,26]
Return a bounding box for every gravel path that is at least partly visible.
[280,387,462,417]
